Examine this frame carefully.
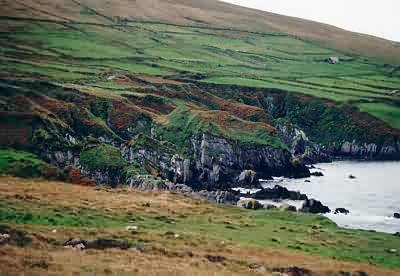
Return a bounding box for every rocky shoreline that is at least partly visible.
[128,174,332,214]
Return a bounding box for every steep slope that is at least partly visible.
[0,0,399,188]
[2,0,400,63]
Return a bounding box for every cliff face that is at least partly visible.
[203,84,400,160]
[1,79,399,189]
[326,141,400,160]
[123,133,309,190]
[38,131,310,190]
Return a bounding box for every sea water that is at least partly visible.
[261,161,400,233]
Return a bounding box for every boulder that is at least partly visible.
[300,199,330,214]
[170,184,193,194]
[125,225,139,231]
[86,239,130,250]
[0,233,10,243]
[205,255,226,263]
[265,204,278,210]
[279,204,297,212]
[197,190,240,204]
[63,238,86,250]
[273,266,312,276]
[64,238,86,247]
[128,175,172,190]
[310,171,324,177]
[0,225,32,247]
[251,185,307,201]
[394,213,400,219]
[334,208,350,215]
[348,174,356,179]
[64,238,131,250]
[236,170,259,188]
[237,199,264,210]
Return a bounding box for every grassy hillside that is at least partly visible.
[3,0,400,63]
[0,177,400,275]
[1,3,400,275]
[0,16,399,128]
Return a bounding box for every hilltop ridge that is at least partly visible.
[2,0,400,63]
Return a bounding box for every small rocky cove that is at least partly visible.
[39,122,399,221]
[135,159,400,234]
[125,173,333,218]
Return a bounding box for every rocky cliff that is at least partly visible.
[1,79,399,189]
[123,133,310,190]
[202,83,400,160]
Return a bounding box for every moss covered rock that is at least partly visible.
[80,144,126,172]
[0,149,64,179]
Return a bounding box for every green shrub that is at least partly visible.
[80,144,127,172]
[0,149,64,179]
[124,161,148,178]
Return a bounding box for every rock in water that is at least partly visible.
[310,171,324,177]
[251,185,307,201]
[300,198,330,214]
[237,199,264,210]
[348,174,356,179]
[334,208,350,215]
[394,213,400,219]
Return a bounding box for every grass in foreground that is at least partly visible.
[0,177,399,276]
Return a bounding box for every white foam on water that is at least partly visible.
[262,160,400,233]
[257,199,305,210]
[232,187,260,194]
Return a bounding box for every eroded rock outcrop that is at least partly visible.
[275,121,331,163]
[236,170,259,188]
[300,198,330,214]
[123,133,310,190]
[329,141,400,160]
[237,199,264,210]
[245,185,308,201]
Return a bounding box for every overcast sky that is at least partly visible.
[223,0,400,42]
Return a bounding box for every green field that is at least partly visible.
[0,149,63,179]
[0,18,399,128]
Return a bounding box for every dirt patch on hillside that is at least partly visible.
[137,76,187,86]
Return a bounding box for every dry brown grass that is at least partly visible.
[1,177,400,275]
[0,176,216,217]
